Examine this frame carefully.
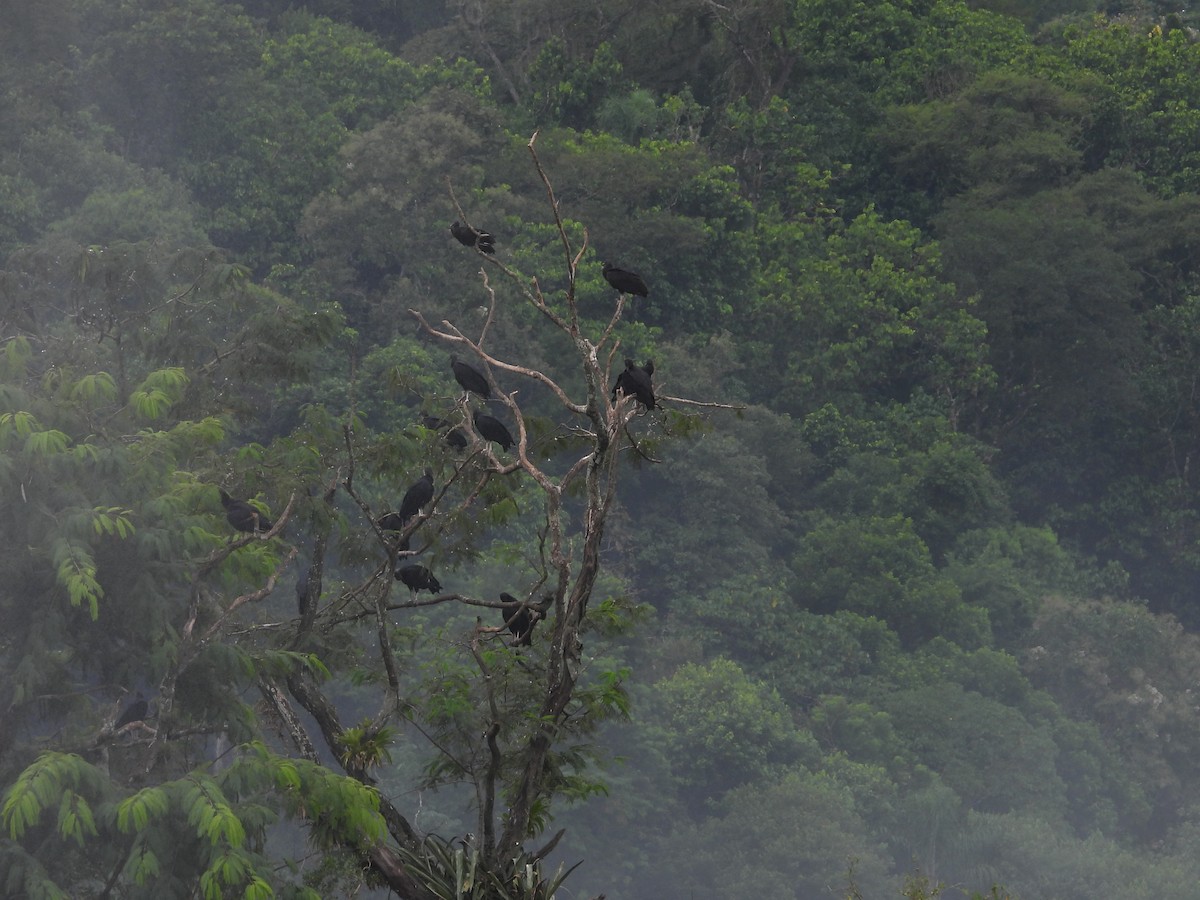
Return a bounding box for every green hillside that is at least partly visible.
[5,1,1200,896]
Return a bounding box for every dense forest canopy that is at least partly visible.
[5,0,1200,897]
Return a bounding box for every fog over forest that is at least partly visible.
[7,0,1200,898]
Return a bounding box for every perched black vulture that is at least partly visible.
[114,694,149,730]
[219,488,274,534]
[374,515,413,553]
[451,355,491,399]
[377,512,405,532]
[474,411,515,451]
[602,262,648,297]
[611,358,656,410]
[499,593,554,646]
[423,415,469,451]
[396,468,435,524]
[450,220,496,254]
[395,563,442,594]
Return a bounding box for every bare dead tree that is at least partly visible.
[410,131,675,859]
[262,134,731,896]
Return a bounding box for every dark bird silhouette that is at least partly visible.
[396,468,435,524]
[114,693,149,730]
[395,563,442,594]
[450,220,496,254]
[219,488,274,534]
[377,512,405,532]
[423,415,469,450]
[474,411,514,451]
[500,593,554,646]
[611,358,656,410]
[374,515,412,553]
[602,262,648,297]
[451,355,491,399]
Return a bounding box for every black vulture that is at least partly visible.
[474,411,515,451]
[451,355,492,399]
[602,262,648,297]
[395,563,443,594]
[450,220,496,255]
[374,515,412,553]
[396,468,435,524]
[219,488,274,534]
[114,693,149,730]
[423,415,469,451]
[611,358,656,410]
[377,512,405,532]
[500,593,554,646]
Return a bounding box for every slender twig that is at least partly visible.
[409,308,585,415]
[658,394,746,410]
[203,542,298,639]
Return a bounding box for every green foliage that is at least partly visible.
[116,787,170,834]
[810,696,909,771]
[526,39,628,130]
[746,208,991,417]
[1024,595,1200,822]
[77,0,263,167]
[51,538,104,619]
[651,770,894,900]
[129,368,188,421]
[393,833,581,900]
[639,659,819,801]
[262,16,439,130]
[3,753,108,840]
[944,525,1076,645]
[1060,19,1200,193]
[793,513,989,647]
[2,744,388,897]
[12,1,1200,896]
[340,721,395,770]
[787,0,1036,103]
[879,683,1066,817]
[876,70,1090,222]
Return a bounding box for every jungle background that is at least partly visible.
[7,0,1200,897]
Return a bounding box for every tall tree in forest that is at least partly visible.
[0,134,695,899]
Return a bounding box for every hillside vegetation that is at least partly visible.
[5,1,1200,897]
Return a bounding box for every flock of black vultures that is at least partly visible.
[232,225,655,634]
[108,221,659,733]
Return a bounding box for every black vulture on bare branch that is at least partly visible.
[450,220,496,254]
[375,515,413,554]
[395,563,442,595]
[423,415,469,450]
[611,359,656,410]
[451,355,492,399]
[500,593,554,646]
[219,488,274,534]
[602,262,648,297]
[395,468,434,524]
[474,411,515,451]
[114,693,149,730]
